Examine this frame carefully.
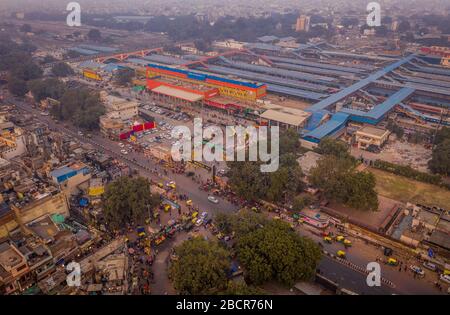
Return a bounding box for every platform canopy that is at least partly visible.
[151,85,203,102]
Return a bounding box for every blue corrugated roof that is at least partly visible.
[303,112,349,140]
[50,166,74,178]
[308,55,416,112]
[339,87,415,124]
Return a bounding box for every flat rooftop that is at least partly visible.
[356,126,389,138]
[260,109,310,127]
[151,85,204,102]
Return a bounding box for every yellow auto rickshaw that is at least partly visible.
[157,182,164,188]
[387,258,398,266]
[323,236,333,243]
[186,199,193,206]
[443,269,450,276]
[337,250,346,258]
[164,204,171,212]
[343,239,352,247]
[336,235,345,242]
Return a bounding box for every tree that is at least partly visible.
[236,218,322,286]
[429,139,450,176]
[342,171,379,211]
[309,155,378,211]
[11,62,43,81]
[169,237,231,294]
[218,281,265,295]
[28,78,66,102]
[87,29,102,41]
[51,62,74,77]
[434,127,450,145]
[115,68,134,86]
[292,195,312,211]
[102,176,160,229]
[309,155,355,202]
[55,88,105,129]
[317,137,352,160]
[8,76,28,96]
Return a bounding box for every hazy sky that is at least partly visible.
[1,0,449,14]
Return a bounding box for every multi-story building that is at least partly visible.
[104,96,139,121]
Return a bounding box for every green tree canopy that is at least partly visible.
[218,281,265,295]
[236,218,322,286]
[51,62,74,77]
[169,237,231,294]
[28,78,66,102]
[309,155,378,211]
[317,137,353,160]
[51,88,105,129]
[102,176,160,229]
[8,76,28,96]
[429,139,450,176]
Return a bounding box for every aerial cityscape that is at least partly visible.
[0,0,450,300]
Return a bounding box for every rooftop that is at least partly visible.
[260,109,310,127]
[356,126,390,138]
[151,85,204,102]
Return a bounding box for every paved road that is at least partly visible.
[12,99,238,218]
[11,99,443,295]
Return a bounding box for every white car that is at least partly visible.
[120,149,128,155]
[440,274,450,284]
[118,143,125,148]
[207,196,219,204]
[422,261,437,271]
[409,265,425,277]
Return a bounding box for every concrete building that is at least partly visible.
[355,126,390,150]
[295,15,310,32]
[260,107,311,131]
[104,96,139,121]
[296,151,322,176]
[49,162,91,196]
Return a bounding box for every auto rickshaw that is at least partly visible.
[154,235,166,245]
[336,235,345,242]
[251,206,260,213]
[192,211,198,219]
[343,239,352,247]
[323,236,333,244]
[337,250,346,258]
[164,204,171,212]
[387,258,398,266]
[157,182,164,188]
[186,199,193,206]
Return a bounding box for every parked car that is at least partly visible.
[423,261,437,271]
[410,265,425,277]
[440,274,450,284]
[208,196,219,204]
